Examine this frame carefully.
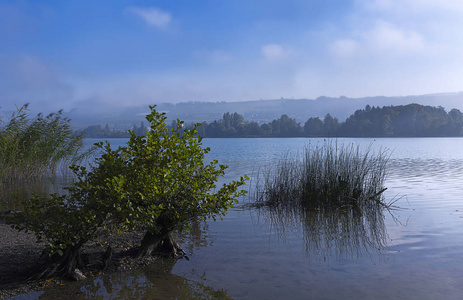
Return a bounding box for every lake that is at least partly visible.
[9,137,463,299]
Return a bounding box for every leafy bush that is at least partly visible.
[8,105,248,279]
[93,106,248,257]
[9,175,105,279]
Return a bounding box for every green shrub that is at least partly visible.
[92,105,248,257]
[8,105,248,279]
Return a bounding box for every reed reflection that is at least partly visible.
[257,200,390,260]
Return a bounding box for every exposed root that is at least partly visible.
[138,231,189,260]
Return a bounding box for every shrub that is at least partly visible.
[8,164,114,279]
[93,106,248,257]
[8,105,248,279]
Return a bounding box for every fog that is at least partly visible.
[2,1,463,122]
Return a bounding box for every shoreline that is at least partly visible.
[0,217,161,299]
[0,219,46,299]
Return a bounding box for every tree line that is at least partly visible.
[195,104,463,137]
[85,122,148,138]
[83,104,463,138]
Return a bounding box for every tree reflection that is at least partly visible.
[41,259,231,299]
[174,218,213,256]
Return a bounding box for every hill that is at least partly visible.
[13,92,463,130]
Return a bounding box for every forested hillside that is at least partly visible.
[63,92,463,130]
[195,104,463,138]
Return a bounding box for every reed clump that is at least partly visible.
[253,141,390,210]
[0,104,89,183]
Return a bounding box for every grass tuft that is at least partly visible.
[252,140,390,210]
[0,104,91,183]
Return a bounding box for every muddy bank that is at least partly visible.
[0,217,166,299]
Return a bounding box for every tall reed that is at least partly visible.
[253,141,390,210]
[0,104,90,183]
[251,141,391,258]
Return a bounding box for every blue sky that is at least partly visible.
[2,0,463,112]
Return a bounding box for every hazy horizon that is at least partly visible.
[2,0,463,113]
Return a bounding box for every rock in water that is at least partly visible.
[70,268,86,281]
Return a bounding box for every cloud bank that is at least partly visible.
[2,1,463,113]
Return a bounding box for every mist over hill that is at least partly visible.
[20,92,463,130]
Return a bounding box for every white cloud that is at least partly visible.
[330,20,424,61]
[261,44,287,61]
[128,7,171,29]
[364,20,424,52]
[359,0,463,14]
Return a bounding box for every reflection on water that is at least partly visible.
[79,259,230,299]
[175,219,213,256]
[254,199,390,261]
[29,259,231,299]
[8,137,463,299]
[15,218,227,300]
[389,158,463,179]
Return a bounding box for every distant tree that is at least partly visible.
[323,114,339,136]
[85,124,103,138]
[260,123,273,136]
[103,124,111,137]
[381,114,393,135]
[271,114,302,137]
[231,112,244,128]
[304,117,323,137]
[223,112,232,129]
[205,120,226,137]
[132,122,148,136]
[447,108,463,135]
[338,103,463,137]
[245,121,262,136]
[196,122,207,137]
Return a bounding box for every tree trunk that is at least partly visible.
[137,230,187,259]
[31,242,85,281]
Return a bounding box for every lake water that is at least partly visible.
[10,137,463,299]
